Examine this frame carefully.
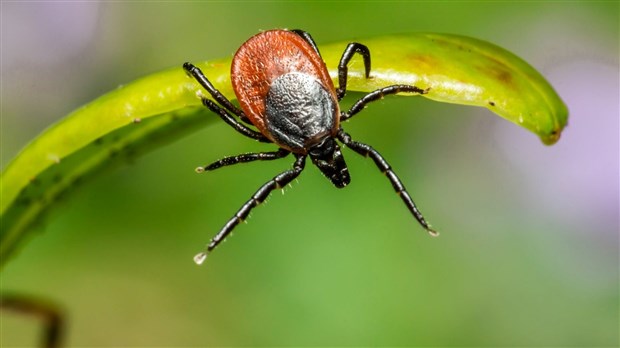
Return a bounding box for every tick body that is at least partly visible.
[233,30,340,152]
[184,29,436,264]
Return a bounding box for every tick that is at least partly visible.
[184,29,437,264]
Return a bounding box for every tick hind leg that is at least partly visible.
[291,30,371,101]
[199,97,270,143]
[337,130,438,237]
[194,154,307,264]
[291,29,322,56]
[183,62,253,125]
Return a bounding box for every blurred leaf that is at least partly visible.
[0,32,567,265]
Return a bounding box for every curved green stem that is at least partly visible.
[0,33,568,265]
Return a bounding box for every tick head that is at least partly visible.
[308,136,350,188]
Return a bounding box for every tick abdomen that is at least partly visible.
[264,72,337,152]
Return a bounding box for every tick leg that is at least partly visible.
[337,42,371,101]
[197,148,290,172]
[183,62,252,124]
[337,130,438,237]
[341,85,429,122]
[291,29,322,57]
[194,154,307,264]
[200,97,271,143]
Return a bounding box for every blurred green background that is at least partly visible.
[1,2,618,347]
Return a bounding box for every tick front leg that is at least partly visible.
[337,130,438,237]
[194,154,307,264]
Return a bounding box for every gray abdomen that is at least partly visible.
[264,72,338,152]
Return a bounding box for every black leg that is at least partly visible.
[341,85,430,122]
[194,154,307,264]
[1,293,64,348]
[200,97,271,143]
[337,42,371,101]
[183,62,254,125]
[291,29,321,56]
[197,148,290,172]
[337,130,438,237]
[183,62,244,116]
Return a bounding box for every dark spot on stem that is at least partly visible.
[52,174,63,184]
[71,176,83,187]
[109,149,119,158]
[19,198,32,206]
[53,190,66,203]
